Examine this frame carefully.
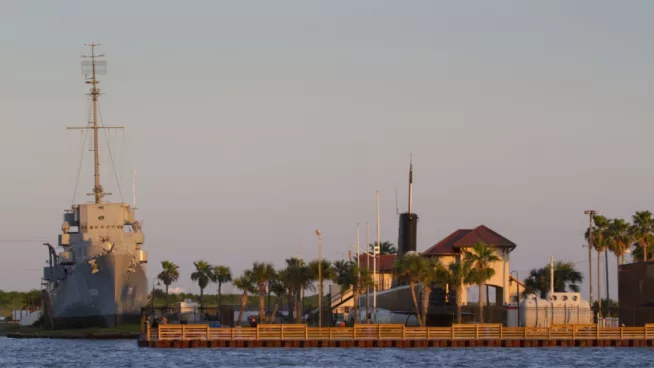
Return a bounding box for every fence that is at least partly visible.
[144,323,654,342]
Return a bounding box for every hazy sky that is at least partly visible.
[1,1,653,300]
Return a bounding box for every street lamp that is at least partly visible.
[315,229,323,328]
[584,210,596,308]
[510,271,520,326]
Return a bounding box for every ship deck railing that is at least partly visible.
[143,323,654,342]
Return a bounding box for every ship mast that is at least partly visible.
[67,43,123,204]
[89,43,103,203]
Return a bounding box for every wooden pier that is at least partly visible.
[139,323,654,348]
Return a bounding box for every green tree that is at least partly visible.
[523,261,583,299]
[213,265,232,315]
[332,260,373,325]
[631,211,654,263]
[190,260,215,308]
[233,272,256,326]
[250,262,277,322]
[157,261,180,308]
[418,258,448,326]
[440,260,474,324]
[369,241,397,255]
[463,242,500,323]
[309,259,334,321]
[604,218,632,306]
[393,253,431,326]
[283,258,314,323]
[606,218,633,265]
[589,215,609,309]
[268,271,287,323]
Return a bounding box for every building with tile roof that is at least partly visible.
[422,225,518,305]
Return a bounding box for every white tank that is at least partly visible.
[519,294,551,327]
[547,292,593,325]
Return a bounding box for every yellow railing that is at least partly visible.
[148,323,654,342]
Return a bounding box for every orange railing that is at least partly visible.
[146,323,654,342]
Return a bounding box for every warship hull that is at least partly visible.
[47,253,148,329]
[43,44,148,330]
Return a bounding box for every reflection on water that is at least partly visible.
[0,337,651,368]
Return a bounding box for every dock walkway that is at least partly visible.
[139,323,654,348]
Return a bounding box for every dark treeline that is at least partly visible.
[0,289,42,313]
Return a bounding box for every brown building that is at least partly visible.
[618,261,654,326]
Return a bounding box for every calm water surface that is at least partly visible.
[1,337,652,367]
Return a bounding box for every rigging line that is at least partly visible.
[97,102,124,202]
[71,124,90,205]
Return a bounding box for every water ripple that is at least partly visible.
[1,337,652,368]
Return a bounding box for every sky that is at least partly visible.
[1,0,653,301]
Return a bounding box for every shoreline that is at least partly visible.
[6,331,140,340]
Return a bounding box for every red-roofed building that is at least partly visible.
[358,254,396,291]
[422,225,518,306]
[343,225,518,308]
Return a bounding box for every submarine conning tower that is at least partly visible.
[397,157,418,260]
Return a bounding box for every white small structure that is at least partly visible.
[547,292,593,325]
[178,299,198,314]
[12,310,30,321]
[519,294,552,327]
[19,311,42,326]
[515,292,593,327]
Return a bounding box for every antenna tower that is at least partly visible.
[67,43,123,204]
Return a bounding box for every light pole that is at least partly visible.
[374,190,380,323]
[315,229,323,328]
[366,222,370,324]
[584,210,596,308]
[510,271,520,326]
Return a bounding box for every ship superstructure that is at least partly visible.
[42,43,148,328]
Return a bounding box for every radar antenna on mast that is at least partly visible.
[66,43,124,204]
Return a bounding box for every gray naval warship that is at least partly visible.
[41,43,148,329]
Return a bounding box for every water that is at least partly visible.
[0,337,652,367]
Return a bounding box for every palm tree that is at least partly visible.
[369,241,397,255]
[268,271,287,323]
[605,218,632,308]
[463,242,500,323]
[440,260,474,324]
[393,253,430,326]
[250,262,276,322]
[233,272,255,326]
[419,258,447,326]
[190,260,215,308]
[283,258,314,323]
[309,259,334,321]
[213,265,232,316]
[523,261,583,299]
[607,219,633,265]
[157,261,180,308]
[332,260,373,324]
[631,211,654,262]
[589,215,609,311]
